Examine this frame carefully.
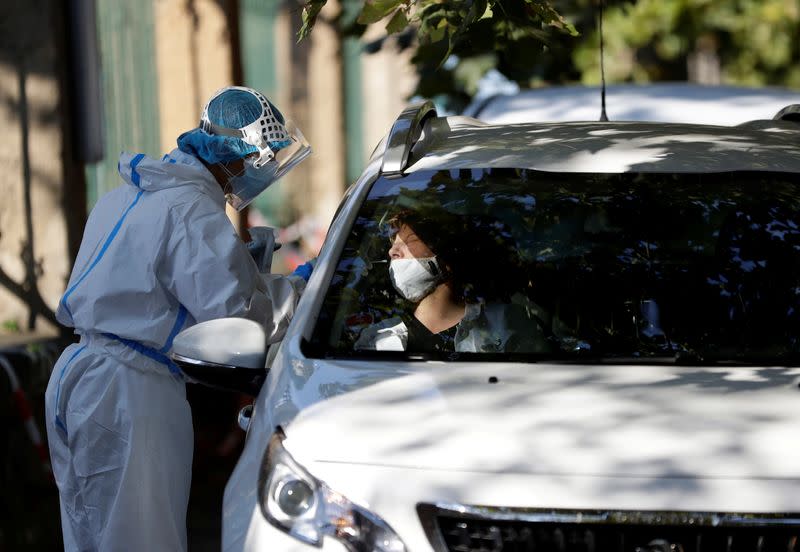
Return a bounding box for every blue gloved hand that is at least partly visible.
[291,258,316,282]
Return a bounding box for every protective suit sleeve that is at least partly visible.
[246,226,278,273]
[354,317,407,351]
[163,197,303,344]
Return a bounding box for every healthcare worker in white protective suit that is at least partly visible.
[44,85,314,551]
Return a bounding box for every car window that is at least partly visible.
[308,168,800,364]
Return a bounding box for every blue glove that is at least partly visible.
[292,259,316,282]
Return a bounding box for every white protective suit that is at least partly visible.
[44,149,305,551]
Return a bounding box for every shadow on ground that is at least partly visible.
[0,350,245,551]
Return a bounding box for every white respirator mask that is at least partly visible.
[389,257,443,302]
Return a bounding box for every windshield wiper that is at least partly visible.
[674,350,800,366]
[302,337,800,366]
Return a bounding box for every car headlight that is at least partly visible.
[258,429,407,551]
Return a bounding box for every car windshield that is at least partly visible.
[308,168,800,364]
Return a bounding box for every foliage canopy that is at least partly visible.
[298,1,800,111]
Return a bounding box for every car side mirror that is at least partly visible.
[171,318,267,396]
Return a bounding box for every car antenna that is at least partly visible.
[598,0,609,122]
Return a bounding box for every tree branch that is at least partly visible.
[0,264,59,329]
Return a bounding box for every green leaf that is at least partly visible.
[427,17,448,43]
[469,0,489,23]
[417,5,446,34]
[385,8,409,34]
[524,0,579,36]
[357,0,405,25]
[453,53,497,95]
[297,1,326,42]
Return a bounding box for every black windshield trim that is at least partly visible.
[300,340,800,366]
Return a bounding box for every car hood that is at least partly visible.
[283,361,800,480]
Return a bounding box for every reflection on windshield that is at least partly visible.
[310,169,800,364]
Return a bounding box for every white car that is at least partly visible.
[174,100,800,552]
[464,82,800,126]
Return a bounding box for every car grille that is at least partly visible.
[417,505,800,552]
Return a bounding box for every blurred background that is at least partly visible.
[1,0,799,549]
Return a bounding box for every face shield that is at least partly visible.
[219,156,277,211]
[200,86,311,210]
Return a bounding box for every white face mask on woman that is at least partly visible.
[389,257,443,302]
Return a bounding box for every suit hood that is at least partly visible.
[117,149,222,201]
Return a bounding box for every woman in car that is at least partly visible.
[355,209,551,353]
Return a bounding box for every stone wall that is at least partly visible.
[360,23,419,161]
[0,0,71,336]
[154,0,237,156]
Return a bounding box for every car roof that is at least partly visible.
[464,83,800,126]
[404,117,800,174]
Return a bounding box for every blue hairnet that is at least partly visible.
[177,88,289,164]
[177,129,255,164]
